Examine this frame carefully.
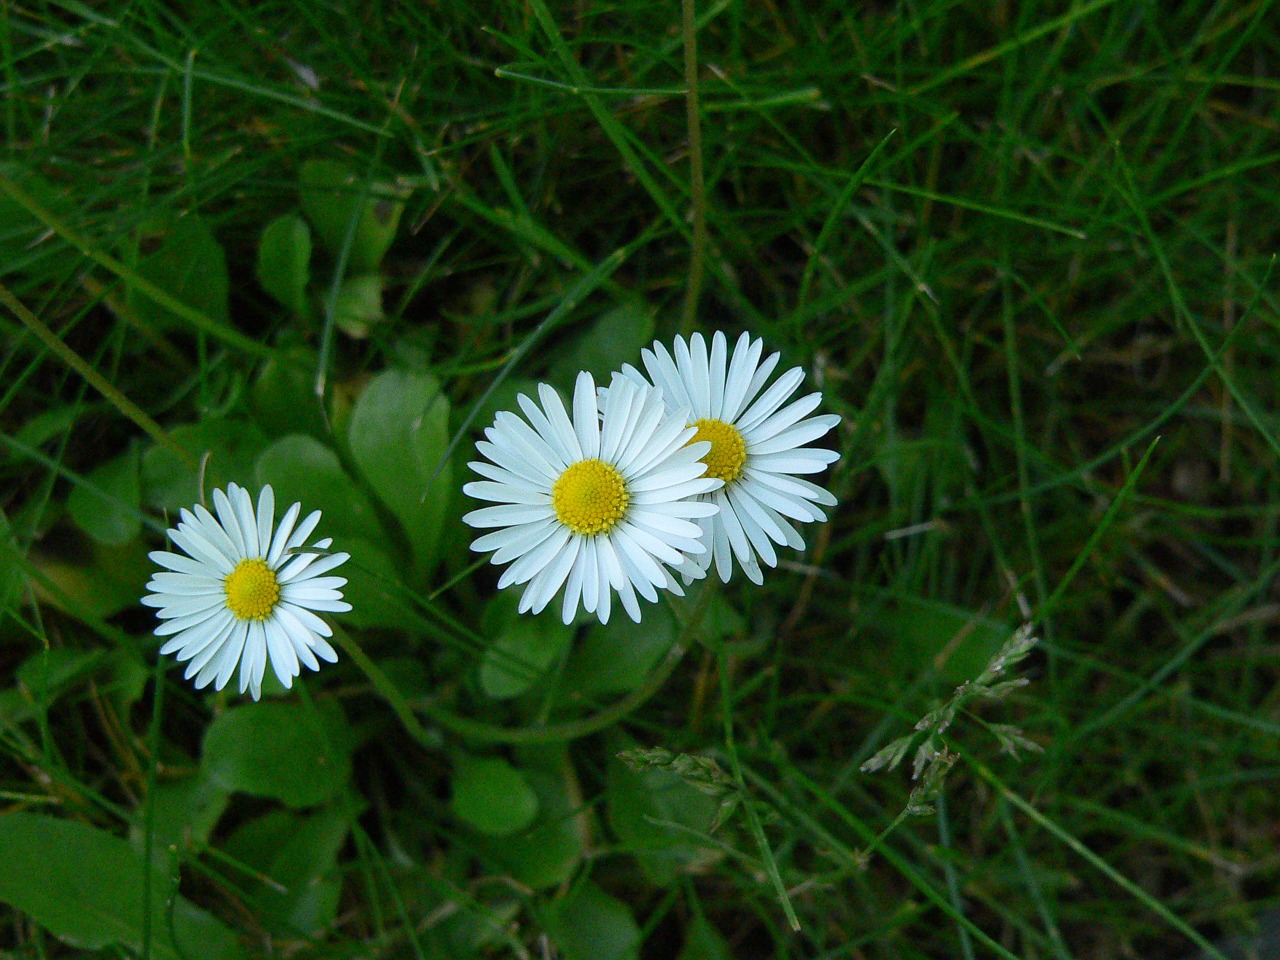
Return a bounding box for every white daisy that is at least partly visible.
[463,371,723,625]
[615,331,840,585]
[142,483,351,701]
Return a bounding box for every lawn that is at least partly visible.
[2,1,1279,957]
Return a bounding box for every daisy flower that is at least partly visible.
[463,371,723,625]
[614,331,840,585]
[142,483,351,700]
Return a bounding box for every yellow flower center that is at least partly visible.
[223,558,281,621]
[688,418,747,484]
[552,458,629,536]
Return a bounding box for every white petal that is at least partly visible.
[599,377,636,463]
[255,486,276,561]
[462,480,549,505]
[149,550,215,576]
[267,502,301,565]
[462,502,556,529]
[284,509,323,552]
[212,487,248,558]
[742,392,823,443]
[187,503,242,566]
[151,593,227,620]
[472,516,555,555]
[168,526,235,575]
[238,622,266,697]
[721,332,765,423]
[265,619,299,687]
[708,330,728,421]
[279,551,349,584]
[749,450,840,474]
[561,545,588,624]
[748,417,840,456]
[516,390,576,466]
[737,367,805,432]
[727,485,778,568]
[280,602,334,638]
[572,372,600,459]
[522,536,580,615]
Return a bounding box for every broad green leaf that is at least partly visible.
[220,806,351,936]
[134,214,230,331]
[0,507,23,615]
[479,594,573,699]
[0,164,80,281]
[332,273,384,338]
[868,597,1012,684]
[12,405,81,449]
[254,433,383,542]
[548,303,655,386]
[202,700,353,808]
[130,769,229,866]
[546,881,641,960]
[141,418,268,512]
[678,917,732,960]
[440,899,521,955]
[0,648,147,733]
[16,647,105,700]
[0,812,242,959]
[480,747,583,889]
[347,368,452,579]
[562,603,675,697]
[338,535,419,630]
[299,159,406,272]
[607,740,720,886]
[67,444,142,545]
[451,753,538,836]
[464,377,541,437]
[254,439,401,624]
[249,348,328,440]
[257,214,312,316]
[33,537,151,621]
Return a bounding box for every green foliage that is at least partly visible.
[202,700,354,808]
[678,917,733,960]
[254,433,382,540]
[299,159,406,274]
[563,602,676,696]
[478,757,584,888]
[67,443,141,545]
[249,348,329,439]
[450,753,539,836]
[548,302,656,385]
[31,537,151,621]
[862,625,1042,818]
[129,770,229,865]
[141,419,268,511]
[0,164,80,280]
[133,214,231,332]
[479,593,574,699]
[220,805,352,936]
[257,214,313,317]
[608,743,722,885]
[546,882,642,960]
[0,812,242,959]
[331,273,385,338]
[347,368,453,580]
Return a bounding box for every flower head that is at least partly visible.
[463,372,723,624]
[143,483,350,700]
[615,331,840,585]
